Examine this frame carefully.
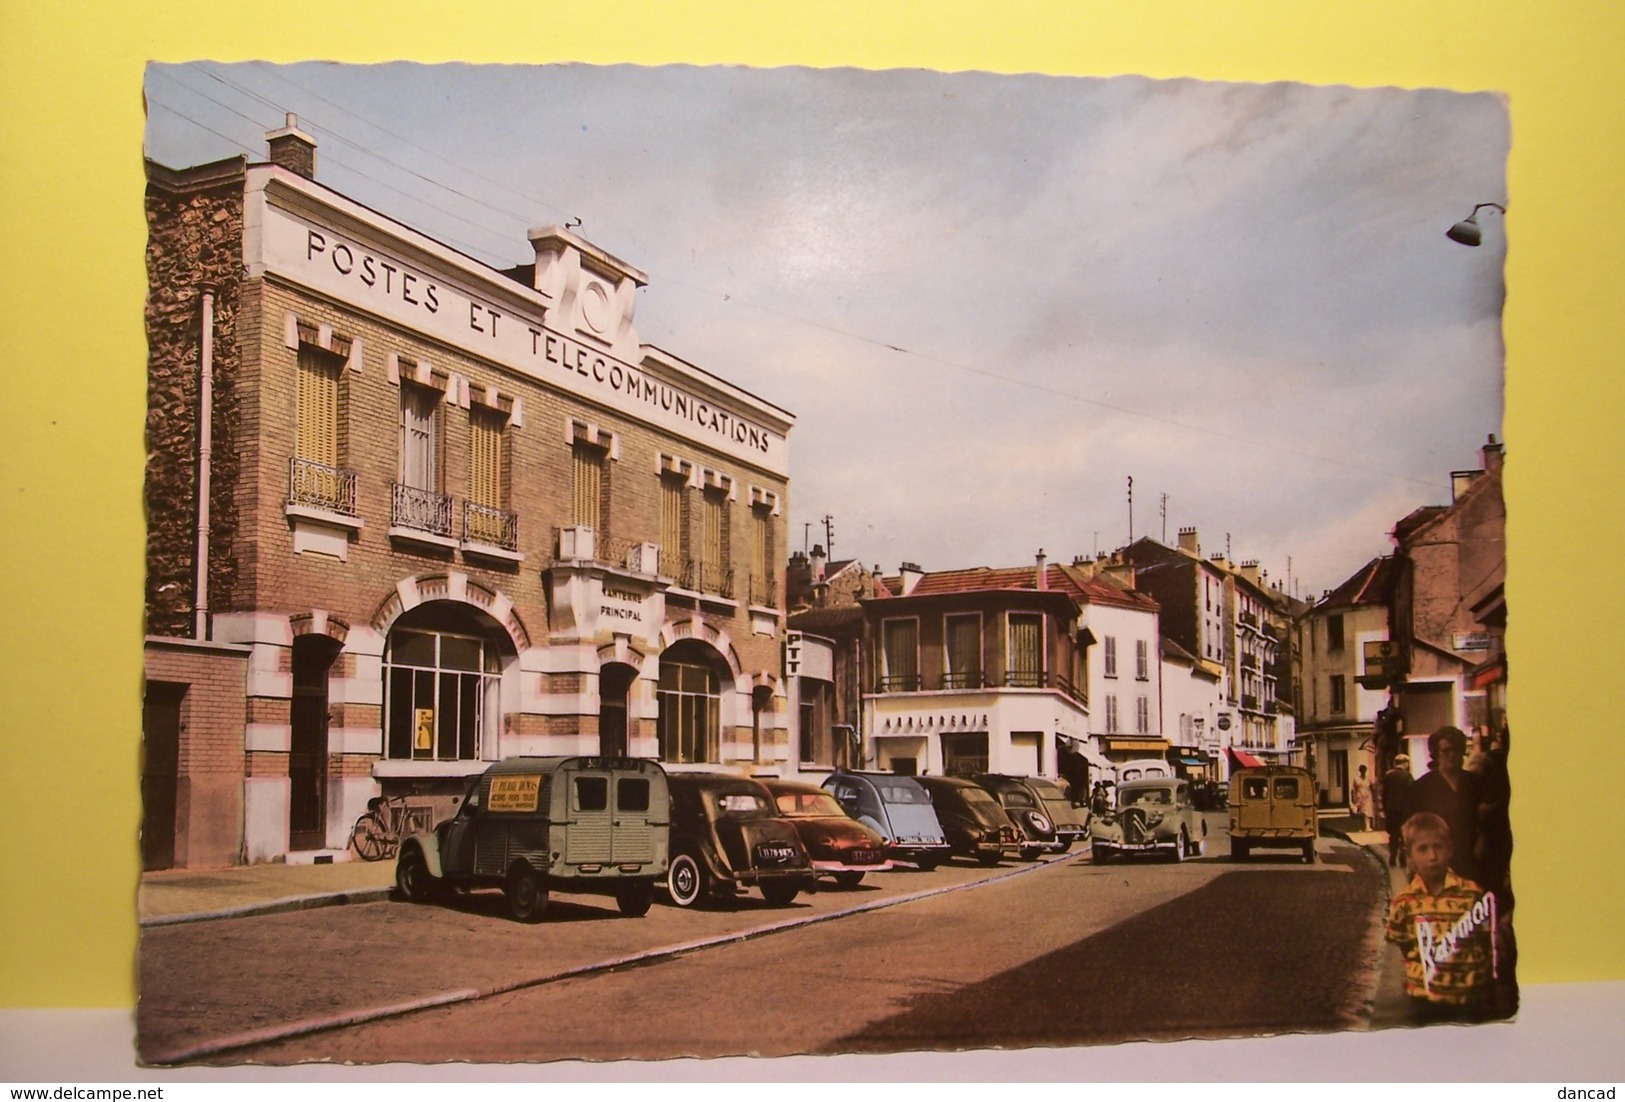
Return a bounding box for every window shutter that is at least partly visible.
[572,444,602,530]
[470,409,503,508]
[296,347,339,466]
[661,476,686,563]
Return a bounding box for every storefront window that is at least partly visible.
[384,623,501,761]
[658,645,721,763]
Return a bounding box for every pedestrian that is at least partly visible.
[1382,753,1414,867]
[1384,812,1497,1022]
[1407,726,1484,885]
[1349,763,1373,832]
[1090,781,1110,817]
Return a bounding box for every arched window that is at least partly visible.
[384,603,504,761]
[658,640,724,763]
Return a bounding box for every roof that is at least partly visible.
[892,563,1158,612]
[1160,636,1200,665]
[787,605,865,634]
[1317,556,1397,611]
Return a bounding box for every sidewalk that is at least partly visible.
[139,857,398,926]
[1328,823,1412,1028]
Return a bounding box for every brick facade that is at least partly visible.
[144,124,795,867]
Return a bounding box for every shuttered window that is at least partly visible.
[400,385,438,490]
[572,443,604,530]
[701,489,726,569]
[751,506,773,599]
[296,346,340,466]
[660,475,687,566]
[1010,614,1043,687]
[946,614,981,687]
[470,407,504,508]
[883,619,918,690]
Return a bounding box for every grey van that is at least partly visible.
[394,756,671,921]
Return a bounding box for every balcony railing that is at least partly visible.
[680,558,734,599]
[392,482,454,538]
[748,574,777,607]
[550,527,660,574]
[1241,653,1259,670]
[463,501,518,552]
[1239,611,1259,629]
[288,457,358,516]
[1241,693,1260,712]
[873,669,1086,707]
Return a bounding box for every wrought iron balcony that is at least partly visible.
[749,574,777,607]
[392,482,454,538]
[288,457,358,516]
[1241,653,1259,670]
[940,671,987,689]
[1241,693,1260,712]
[1239,610,1259,629]
[680,558,734,599]
[463,501,518,551]
[876,673,923,692]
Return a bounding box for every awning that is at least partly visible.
[1225,746,1266,769]
[1470,654,1507,690]
[1105,739,1170,754]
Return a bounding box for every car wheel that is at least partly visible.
[506,864,548,923]
[1055,837,1075,854]
[666,853,709,908]
[916,855,942,872]
[1020,846,1043,862]
[394,846,436,903]
[760,880,800,906]
[1231,839,1249,861]
[832,871,865,888]
[977,852,1002,867]
[616,880,655,917]
[1092,843,1110,864]
[1172,829,1188,863]
[1302,839,1316,865]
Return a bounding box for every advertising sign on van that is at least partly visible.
[489,775,542,813]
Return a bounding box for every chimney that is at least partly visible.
[899,562,925,596]
[1036,549,1047,590]
[809,543,828,584]
[1240,560,1261,586]
[1482,433,1504,473]
[1177,527,1200,556]
[265,112,317,180]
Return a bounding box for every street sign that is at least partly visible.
[1358,639,1404,690]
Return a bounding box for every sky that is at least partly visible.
[143,62,1509,601]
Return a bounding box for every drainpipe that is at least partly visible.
[194,286,215,641]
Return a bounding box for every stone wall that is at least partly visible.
[145,163,246,637]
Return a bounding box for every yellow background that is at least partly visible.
[2,1,1621,1007]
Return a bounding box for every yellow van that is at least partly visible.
[1227,765,1317,863]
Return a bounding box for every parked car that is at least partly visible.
[915,775,1020,865]
[663,773,817,907]
[1228,765,1317,863]
[822,770,952,870]
[394,756,670,922]
[973,774,1088,858]
[1090,776,1205,863]
[763,778,893,887]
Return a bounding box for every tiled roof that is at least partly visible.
[1161,636,1199,665]
[1318,556,1397,610]
[891,563,1158,612]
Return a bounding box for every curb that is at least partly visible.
[144,850,1074,1065]
[1325,826,1397,1030]
[140,887,395,928]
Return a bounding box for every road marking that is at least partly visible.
[143,852,1075,1065]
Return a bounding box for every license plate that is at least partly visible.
[755,843,797,863]
[849,849,879,864]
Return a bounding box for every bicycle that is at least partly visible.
[351,794,412,861]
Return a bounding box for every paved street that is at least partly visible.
[139,816,1391,1066]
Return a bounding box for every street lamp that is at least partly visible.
[1446,202,1507,247]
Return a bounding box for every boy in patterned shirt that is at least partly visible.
[1385,812,1497,1021]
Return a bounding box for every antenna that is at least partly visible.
[1226,532,1232,560]
[1127,476,1134,544]
[1160,493,1168,544]
[822,514,835,557]
[804,522,811,554]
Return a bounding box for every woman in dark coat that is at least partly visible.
[1406,726,1483,884]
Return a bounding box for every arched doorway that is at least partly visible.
[290,633,342,851]
[383,601,508,763]
[657,639,729,764]
[598,662,638,758]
